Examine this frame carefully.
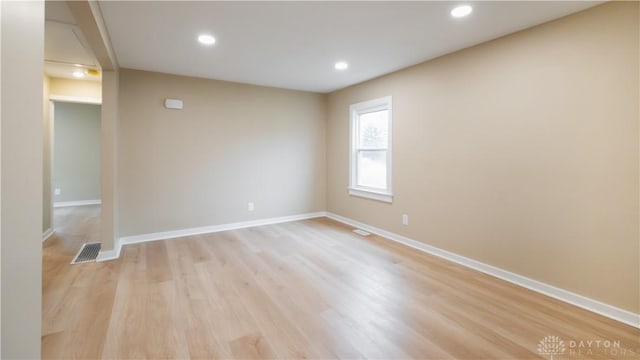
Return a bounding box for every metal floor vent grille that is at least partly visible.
[353,229,371,236]
[71,243,101,264]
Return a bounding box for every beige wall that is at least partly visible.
[49,77,101,99]
[1,0,44,357]
[118,69,326,237]
[100,71,119,252]
[53,102,101,203]
[327,2,639,313]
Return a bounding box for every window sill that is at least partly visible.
[348,188,393,203]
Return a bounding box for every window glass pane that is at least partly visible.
[358,110,388,149]
[357,150,387,189]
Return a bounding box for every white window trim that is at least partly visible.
[349,96,393,203]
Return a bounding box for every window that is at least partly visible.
[349,96,392,202]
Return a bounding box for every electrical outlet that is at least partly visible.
[248,202,254,212]
[402,214,409,226]
[54,188,61,196]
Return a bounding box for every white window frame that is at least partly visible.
[349,96,393,203]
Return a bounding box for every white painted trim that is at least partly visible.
[49,95,101,104]
[95,238,120,262]
[54,199,101,208]
[349,96,393,201]
[348,188,393,203]
[121,212,326,245]
[42,228,55,242]
[96,212,327,262]
[326,212,640,329]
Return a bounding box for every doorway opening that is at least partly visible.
[47,97,102,255]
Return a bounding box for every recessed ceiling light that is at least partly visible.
[72,71,85,78]
[334,61,349,70]
[451,5,473,18]
[198,34,216,45]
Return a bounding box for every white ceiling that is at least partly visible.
[99,1,600,93]
[45,22,97,67]
[44,1,102,81]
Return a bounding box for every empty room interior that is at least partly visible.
[1,0,639,359]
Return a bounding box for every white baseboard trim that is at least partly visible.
[42,228,55,242]
[96,211,327,262]
[96,239,121,262]
[325,212,640,329]
[54,199,102,208]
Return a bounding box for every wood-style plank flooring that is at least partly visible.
[43,206,640,359]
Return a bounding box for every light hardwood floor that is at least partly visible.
[43,206,639,359]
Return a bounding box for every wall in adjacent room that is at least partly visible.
[49,77,101,99]
[326,2,639,313]
[118,69,327,237]
[43,77,101,231]
[53,102,102,203]
[43,75,51,232]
